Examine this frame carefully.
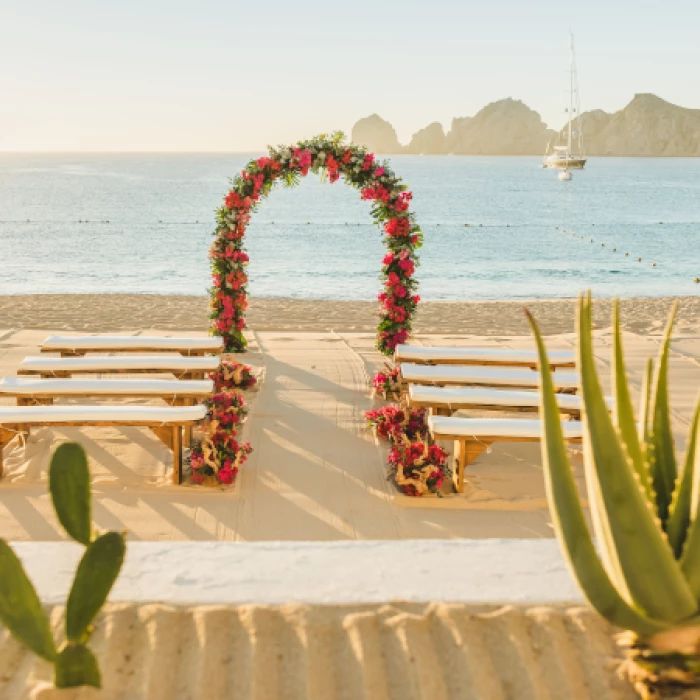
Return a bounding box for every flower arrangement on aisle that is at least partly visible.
[364,401,450,496]
[365,404,428,443]
[210,359,257,392]
[188,391,253,486]
[210,132,421,356]
[387,438,449,497]
[371,364,402,400]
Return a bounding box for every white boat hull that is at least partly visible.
[543,157,586,170]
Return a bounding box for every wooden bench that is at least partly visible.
[395,344,575,370]
[41,335,224,357]
[428,415,583,493]
[0,404,208,484]
[0,377,214,446]
[400,363,580,394]
[18,355,220,381]
[408,384,611,420]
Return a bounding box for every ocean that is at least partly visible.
[1,153,699,300]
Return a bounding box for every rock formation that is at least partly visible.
[350,114,402,154]
[405,122,447,154]
[445,99,554,155]
[351,93,700,156]
[580,94,700,156]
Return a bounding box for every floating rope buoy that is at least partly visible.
[694,277,699,283]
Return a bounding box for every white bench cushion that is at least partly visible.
[43,335,223,351]
[0,377,214,396]
[428,415,584,439]
[19,356,220,372]
[0,405,207,424]
[408,385,612,411]
[396,344,574,366]
[401,363,579,390]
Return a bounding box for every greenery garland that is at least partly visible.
[210,132,421,355]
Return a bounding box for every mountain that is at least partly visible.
[405,122,447,154]
[350,114,402,154]
[579,94,700,156]
[445,99,554,155]
[351,93,700,156]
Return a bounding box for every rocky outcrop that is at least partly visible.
[444,117,471,153]
[350,114,402,154]
[582,94,700,156]
[352,93,700,156]
[405,122,447,154]
[446,99,555,155]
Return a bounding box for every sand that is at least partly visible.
[0,603,637,700]
[0,602,637,700]
[0,294,699,542]
[1,294,699,335]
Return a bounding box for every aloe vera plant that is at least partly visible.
[0,443,125,689]
[527,295,700,699]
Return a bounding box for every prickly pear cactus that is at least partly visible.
[0,443,126,689]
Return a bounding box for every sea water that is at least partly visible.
[0,153,698,300]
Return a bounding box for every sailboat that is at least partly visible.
[543,33,586,175]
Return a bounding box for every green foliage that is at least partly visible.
[0,541,57,662]
[55,644,101,689]
[49,443,92,546]
[528,295,700,639]
[0,443,126,688]
[66,532,125,643]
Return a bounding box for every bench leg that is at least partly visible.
[0,428,11,479]
[453,439,491,493]
[172,426,183,485]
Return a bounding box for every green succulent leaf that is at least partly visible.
[49,443,92,546]
[576,294,696,623]
[639,358,654,448]
[55,643,101,688]
[0,540,57,662]
[612,300,652,501]
[526,307,668,637]
[66,532,125,643]
[667,402,700,557]
[679,399,700,597]
[647,303,679,523]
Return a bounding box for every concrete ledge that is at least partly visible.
[12,539,583,605]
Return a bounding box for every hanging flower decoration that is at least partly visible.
[210,132,421,355]
[210,360,257,393]
[188,391,252,485]
[387,439,449,497]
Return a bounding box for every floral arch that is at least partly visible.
[209,133,421,356]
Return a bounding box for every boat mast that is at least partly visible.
[567,31,574,155]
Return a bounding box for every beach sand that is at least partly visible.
[1,294,699,335]
[1,294,698,542]
[0,602,637,700]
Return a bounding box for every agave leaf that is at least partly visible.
[639,358,654,448]
[612,300,652,501]
[0,540,57,662]
[66,532,125,643]
[577,294,696,623]
[55,643,101,688]
[679,399,700,597]
[526,309,668,637]
[49,443,92,546]
[579,297,635,597]
[647,303,679,523]
[667,401,700,557]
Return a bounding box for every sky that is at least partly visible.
[1,0,699,151]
